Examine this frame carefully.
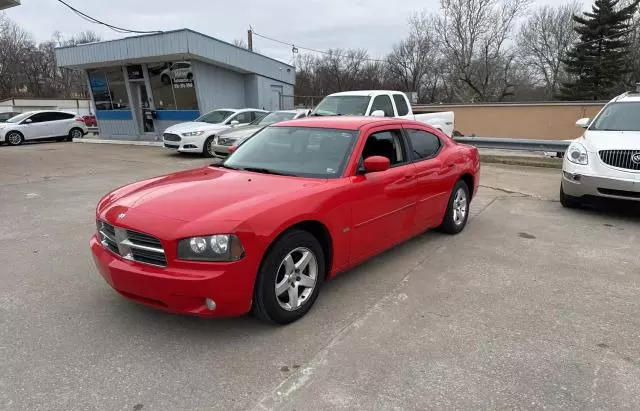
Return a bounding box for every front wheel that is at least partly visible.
[6,131,24,146]
[560,185,582,208]
[439,180,470,234]
[252,229,325,325]
[203,136,215,157]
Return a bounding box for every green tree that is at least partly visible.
[558,0,639,100]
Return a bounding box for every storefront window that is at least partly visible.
[88,68,129,110]
[148,61,198,110]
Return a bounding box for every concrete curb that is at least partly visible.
[73,138,163,147]
[481,154,563,169]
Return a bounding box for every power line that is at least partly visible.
[250,28,389,63]
[56,0,163,35]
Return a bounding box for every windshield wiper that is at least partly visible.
[241,167,291,176]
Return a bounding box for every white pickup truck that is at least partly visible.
[312,90,455,136]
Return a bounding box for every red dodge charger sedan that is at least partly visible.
[91,117,480,324]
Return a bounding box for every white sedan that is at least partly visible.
[162,108,268,156]
[0,111,88,146]
[561,89,640,207]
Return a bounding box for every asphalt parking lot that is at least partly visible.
[1,141,639,410]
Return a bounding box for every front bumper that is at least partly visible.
[162,135,207,153]
[90,235,255,317]
[211,143,232,159]
[562,158,640,202]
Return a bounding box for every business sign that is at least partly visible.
[173,78,194,89]
[126,65,144,80]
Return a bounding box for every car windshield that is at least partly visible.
[195,110,234,124]
[591,102,640,132]
[223,126,357,178]
[251,112,297,125]
[0,113,16,121]
[313,96,371,116]
[5,112,32,123]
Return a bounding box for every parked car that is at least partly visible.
[162,108,268,156]
[211,109,311,159]
[561,88,640,207]
[91,116,480,324]
[160,61,193,84]
[0,112,20,123]
[312,90,455,136]
[0,110,88,146]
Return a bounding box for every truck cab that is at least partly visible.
[312,90,455,136]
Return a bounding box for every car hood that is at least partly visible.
[583,130,640,151]
[101,167,326,224]
[217,125,264,140]
[164,122,227,134]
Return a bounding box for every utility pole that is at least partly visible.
[247,29,253,52]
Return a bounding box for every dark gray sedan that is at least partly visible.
[211,109,310,159]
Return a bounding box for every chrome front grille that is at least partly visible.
[163,133,181,142]
[98,221,167,267]
[599,150,640,171]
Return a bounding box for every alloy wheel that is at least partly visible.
[71,129,83,139]
[7,132,22,145]
[274,247,318,311]
[452,188,468,225]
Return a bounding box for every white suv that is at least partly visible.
[561,89,640,207]
[0,111,88,146]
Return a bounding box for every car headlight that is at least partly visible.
[566,142,588,165]
[182,131,205,137]
[177,234,245,261]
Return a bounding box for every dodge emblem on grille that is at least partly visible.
[632,152,640,164]
[117,213,126,220]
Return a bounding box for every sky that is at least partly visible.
[4,0,593,63]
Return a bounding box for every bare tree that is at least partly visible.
[517,2,581,99]
[437,0,531,101]
[386,12,443,102]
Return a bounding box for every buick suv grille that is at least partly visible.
[599,150,640,171]
[98,221,167,267]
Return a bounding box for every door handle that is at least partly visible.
[403,174,414,180]
[447,163,455,168]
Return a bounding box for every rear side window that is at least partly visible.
[49,112,75,121]
[370,95,394,117]
[393,94,409,116]
[406,129,442,160]
[29,112,59,123]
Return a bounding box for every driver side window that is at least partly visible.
[232,112,253,124]
[361,130,406,166]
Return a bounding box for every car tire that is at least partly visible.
[6,131,24,146]
[68,128,83,141]
[252,229,325,325]
[203,136,215,157]
[439,180,470,235]
[560,185,582,208]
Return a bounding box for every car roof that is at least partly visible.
[273,116,422,130]
[327,90,405,97]
[612,93,640,103]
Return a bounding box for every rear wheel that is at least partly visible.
[439,180,470,234]
[252,229,325,325]
[560,185,582,208]
[6,131,23,146]
[68,128,83,141]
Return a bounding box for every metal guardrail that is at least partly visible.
[454,137,570,152]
